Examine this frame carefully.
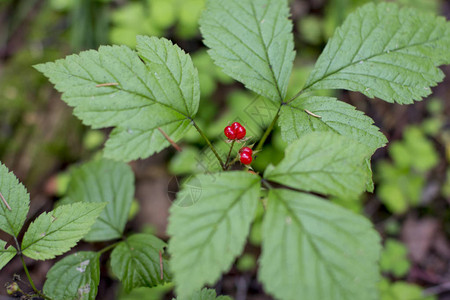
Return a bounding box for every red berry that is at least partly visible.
[224,126,236,139]
[235,126,246,139]
[239,147,252,155]
[231,122,241,130]
[240,152,252,165]
[231,122,246,139]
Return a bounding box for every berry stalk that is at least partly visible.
[224,140,236,169]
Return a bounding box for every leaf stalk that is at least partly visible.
[224,140,236,169]
[191,120,225,170]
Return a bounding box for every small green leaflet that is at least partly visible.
[0,163,30,237]
[168,172,261,297]
[110,233,170,292]
[200,0,295,103]
[62,159,134,242]
[172,288,232,300]
[21,202,105,260]
[260,189,380,300]
[43,251,100,300]
[279,95,387,151]
[0,239,16,270]
[264,132,371,199]
[303,2,450,104]
[35,36,199,161]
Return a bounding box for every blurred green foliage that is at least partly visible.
[110,0,206,47]
[443,169,450,199]
[49,0,111,50]
[83,130,106,151]
[236,253,256,272]
[192,50,233,97]
[117,283,173,300]
[376,126,439,214]
[302,0,440,45]
[380,239,411,277]
[379,279,436,300]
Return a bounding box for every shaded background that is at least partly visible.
[0,0,450,299]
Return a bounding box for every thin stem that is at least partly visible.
[228,154,240,167]
[286,89,304,104]
[261,179,273,190]
[157,127,182,152]
[14,236,51,300]
[98,241,121,255]
[224,140,236,169]
[255,106,282,152]
[191,120,225,170]
[20,256,38,293]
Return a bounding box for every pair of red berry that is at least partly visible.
[223,122,253,165]
[239,147,253,165]
[224,122,246,140]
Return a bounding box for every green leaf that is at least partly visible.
[379,279,436,300]
[117,284,173,300]
[200,0,295,103]
[380,239,411,277]
[21,202,105,260]
[279,95,387,151]
[260,189,381,300]
[0,239,16,270]
[43,251,100,300]
[168,172,261,297]
[264,132,371,199]
[35,36,199,161]
[390,126,439,172]
[304,2,450,104]
[63,159,134,242]
[110,233,170,292]
[0,163,30,237]
[173,288,232,300]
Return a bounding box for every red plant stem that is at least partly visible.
[157,128,182,152]
[0,191,11,210]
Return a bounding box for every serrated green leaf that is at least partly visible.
[200,0,295,103]
[173,288,232,300]
[21,202,105,260]
[168,172,261,297]
[0,239,16,270]
[43,251,100,300]
[280,95,387,151]
[35,36,199,161]
[260,189,380,300]
[110,233,170,292]
[264,132,371,199]
[0,163,30,237]
[63,159,134,242]
[304,2,450,104]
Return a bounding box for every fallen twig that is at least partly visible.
[95,82,119,87]
[0,191,11,211]
[158,128,182,152]
[304,109,322,118]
